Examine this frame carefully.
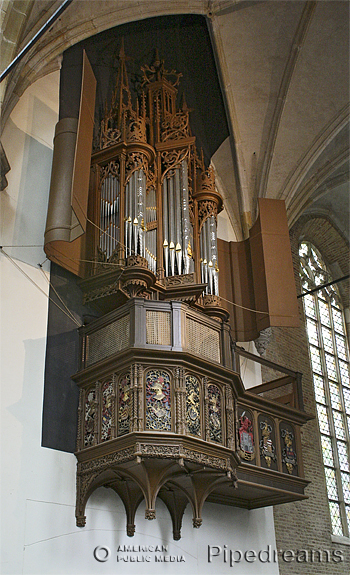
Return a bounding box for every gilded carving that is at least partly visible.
[141,55,182,88]
[259,421,277,467]
[281,429,297,474]
[101,379,114,442]
[126,116,147,143]
[82,280,123,304]
[118,373,131,436]
[136,364,144,432]
[238,411,255,462]
[174,366,186,435]
[126,254,148,268]
[99,43,138,149]
[145,369,171,431]
[200,166,216,193]
[100,160,120,181]
[163,273,195,287]
[161,110,190,142]
[208,384,222,443]
[139,444,181,458]
[125,152,149,185]
[84,388,97,447]
[202,294,221,307]
[96,246,120,266]
[225,386,235,451]
[78,447,136,475]
[181,448,231,473]
[161,148,190,183]
[76,393,83,450]
[122,278,148,298]
[198,199,218,231]
[186,374,201,437]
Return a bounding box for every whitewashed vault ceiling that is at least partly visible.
[1,0,349,241]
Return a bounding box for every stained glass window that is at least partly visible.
[299,241,350,538]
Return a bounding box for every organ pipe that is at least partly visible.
[174,167,182,275]
[99,174,120,260]
[200,215,219,295]
[162,179,169,277]
[168,176,175,276]
[95,48,222,304]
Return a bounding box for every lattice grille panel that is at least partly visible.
[86,315,130,366]
[146,311,171,346]
[186,317,220,363]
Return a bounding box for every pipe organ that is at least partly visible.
[74,46,311,540]
[87,44,223,311]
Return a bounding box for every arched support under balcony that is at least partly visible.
[107,475,145,537]
[158,484,189,541]
[75,435,238,539]
[160,463,237,529]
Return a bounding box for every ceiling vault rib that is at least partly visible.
[207,13,249,239]
[287,147,349,226]
[257,0,317,201]
[0,0,74,83]
[214,0,270,18]
[278,103,350,203]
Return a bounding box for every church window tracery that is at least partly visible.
[300,240,350,537]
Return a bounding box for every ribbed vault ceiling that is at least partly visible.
[1,0,349,241]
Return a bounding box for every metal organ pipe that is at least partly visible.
[161,161,194,278]
[116,180,120,255]
[125,176,131,257]
[174,167,182,275]
[168,176,175,276]
[162,180,169,277]
[129,172,133,254]
[99,174,120,260]
[199,215,219,296]
[124,169,147,259]
[108,176,111,257]
[145,187,157,273]
[137,170,146,258]
[181,160,191,275]
[203,219,209,292]
[132,172,138,255]
[210,214,219,295]
[200,227,204,285]
[100,179,105,254]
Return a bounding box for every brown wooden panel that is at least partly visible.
[218,199,299,340]
[44,51,96,277]
[71,51,97,231]
[250,199,299,331]
[218,237,259,341]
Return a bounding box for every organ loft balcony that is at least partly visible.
[44,45,312,540]
[73,297,312,540]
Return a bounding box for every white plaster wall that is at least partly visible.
[1,71,59,271]
[238,341,263,390]
[1,72,278,575]
[217,208,237,243]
